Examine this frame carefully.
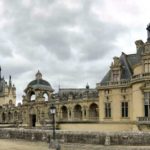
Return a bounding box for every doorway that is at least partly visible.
[30,114,36,127]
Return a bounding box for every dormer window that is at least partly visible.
[110,57,121,82]
[112,70,120,81]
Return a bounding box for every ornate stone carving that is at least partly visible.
[111,57,121,67]
[144,43,150,54]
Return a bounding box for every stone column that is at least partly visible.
[36,108,41,127]
[86,107,90,120]
[71,108,74,121]
[81,108,84,121]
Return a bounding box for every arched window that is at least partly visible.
[43,93,49,101]
[61,106,68,120]
[9,100,13,105]
[2,112,5,122]
[8,112,12,122]
[74,104,82,120]
[89,103,99,120]
[30,91,36,101]
[14,111,18,121]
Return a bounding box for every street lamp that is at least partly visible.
[50,104,56,140]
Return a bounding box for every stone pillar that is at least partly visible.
[86,108,89,121]
[81,108,84,121]
[68,109,72,121]
[71,108,74,121]
[36,108,41,127]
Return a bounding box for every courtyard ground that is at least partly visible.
[1,139,150,150]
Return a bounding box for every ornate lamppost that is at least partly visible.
[50,104,56,140]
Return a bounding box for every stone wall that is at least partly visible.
[1,128,150,145]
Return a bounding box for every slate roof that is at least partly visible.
[58,88,97,96]
[100,52,141,84]
[25,79,53,92]
[28,79,50,87]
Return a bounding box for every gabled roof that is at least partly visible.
[100,52,140,84]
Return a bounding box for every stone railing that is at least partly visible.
[97,79,130,88]
[137,117,150,124]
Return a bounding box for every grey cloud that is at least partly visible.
[2,0,127,62]
[0,0,131,102]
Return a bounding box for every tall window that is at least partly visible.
[112,70,120,81]
[121,88,126,93]
[144,92,150,117]
[121,102,128,117]
[105,103,111,118]
[104,89,110,95]
[144,59,150,73]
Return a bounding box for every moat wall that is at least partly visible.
[0,128,150,145]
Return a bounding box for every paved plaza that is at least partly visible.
[1,139,150,150]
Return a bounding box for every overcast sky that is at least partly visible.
[0,0,149,103]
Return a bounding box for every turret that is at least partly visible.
[9,75,12,87]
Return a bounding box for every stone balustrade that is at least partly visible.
[97,72,150,88]
[137,117,150,124]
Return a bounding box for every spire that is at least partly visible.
[36,70,42,80]
[0,66,1,79]
[9,75,12,87]
[146,23,150,42]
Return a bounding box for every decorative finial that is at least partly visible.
[0,66,1,79]
[36,70,42,80]
[146,23,150,42]
[9,75,12,87]
[86,83,89,89]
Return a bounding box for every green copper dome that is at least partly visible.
[28,79,50,87]
[25,70,53,92]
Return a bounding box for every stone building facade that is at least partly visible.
[97,24,150,131]
[0,71,99,130]
[1,25,150,132]
[0,68,16,106]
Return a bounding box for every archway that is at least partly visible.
[30,114,36,127]
[29,108,36,127]
[8,112,12,122]
[61,106,68,120]
[43,93,49,101]
[74,104,82,120]
[14,111,18,121]
[2,112,5,122]
[89,103,99,120]
[30,91,36,101]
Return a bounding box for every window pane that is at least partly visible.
[121,102,128,117]
[125,107,128,117]
[145,105,148,117]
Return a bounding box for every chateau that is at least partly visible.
[1,25,150,131]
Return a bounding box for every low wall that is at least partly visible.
[59,123,134,131]
[1,128,150,145]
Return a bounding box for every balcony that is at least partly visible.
[137,117,150,124]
